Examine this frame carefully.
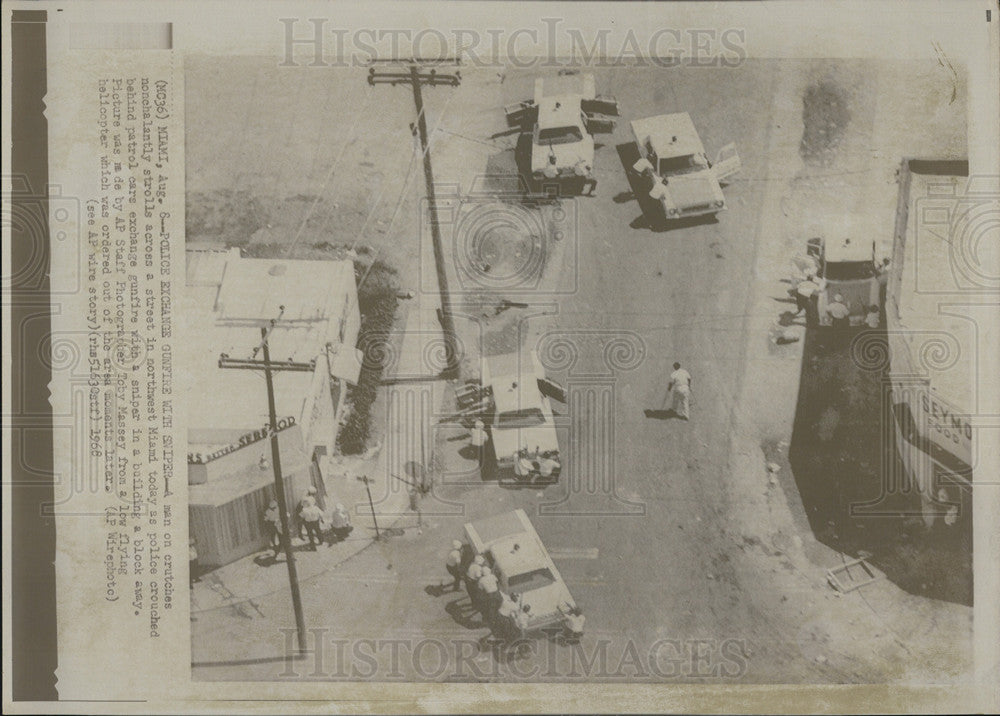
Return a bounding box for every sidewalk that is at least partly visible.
[190,450,414,614]
[192,298,448,614]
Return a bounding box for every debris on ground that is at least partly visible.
[826,551,879,593]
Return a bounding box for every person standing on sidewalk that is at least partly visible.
[300,499,324,550]
[445,540,464,592]
[295,487,319,538]
[189,537,200,587]
[263,500,283,558]
[667,362,692,420]
[328,502,353,543]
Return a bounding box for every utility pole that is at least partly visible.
[218,308,312,652]
[368,58,462,376]
[355,475,380,540]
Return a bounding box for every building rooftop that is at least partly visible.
[181,248,357,433]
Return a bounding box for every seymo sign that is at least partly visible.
[187,416,297,464]
[892,384,972,480]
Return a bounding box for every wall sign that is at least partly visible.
[187,416,296,464]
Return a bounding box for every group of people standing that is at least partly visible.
[444,539,585,645]
[262,486,353,557]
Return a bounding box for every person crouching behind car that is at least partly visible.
[478,567,502,624]
[444,540,464,592]
[465,555,485,610]
[558,603,585,644]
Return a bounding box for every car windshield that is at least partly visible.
[538,125,584,145]
[658,153,708,175]
[508,567,556,592]
[825,260,875,281]
[497,408,546,428]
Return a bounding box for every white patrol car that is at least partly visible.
[464,508,577,633]
[504,74,619,194]
[482,350,562,483]
[806,236,882,326]
[630,112,741,219]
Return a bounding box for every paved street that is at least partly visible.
[189,59,970,683]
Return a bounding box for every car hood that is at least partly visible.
[660,170,722,209]
[516,581,575,628]
[531,137,594,173]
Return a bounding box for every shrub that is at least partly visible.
[336,260,399,455]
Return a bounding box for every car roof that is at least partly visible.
[632,112,705,159]
[491,535,546,577]
[537,94,583,130]
[466,508,531,550]
[824,236,873,262]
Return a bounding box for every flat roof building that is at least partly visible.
[183,245,363,566]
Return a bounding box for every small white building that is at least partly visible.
[183,244,363,566]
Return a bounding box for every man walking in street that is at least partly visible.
[667,362,692,420]
[300,498,324,550]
